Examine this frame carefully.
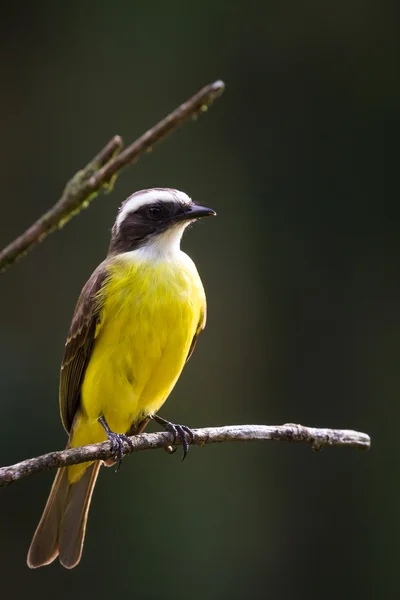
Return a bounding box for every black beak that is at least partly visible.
[175,203,216,222]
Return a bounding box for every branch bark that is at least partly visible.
[0,80,225,273]
[0,423,371,487]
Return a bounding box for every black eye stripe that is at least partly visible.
[109,200,192,255]
[148,205,163,217]
[135,201,181,220]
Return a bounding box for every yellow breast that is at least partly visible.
[72,251,205,452]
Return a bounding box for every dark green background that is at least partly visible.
[0,2,397,598]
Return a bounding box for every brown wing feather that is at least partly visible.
[59,264,108,433]
[186,303,207,363]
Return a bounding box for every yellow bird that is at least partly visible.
[27,188,216,569]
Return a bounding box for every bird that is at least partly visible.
[27,188,216,569]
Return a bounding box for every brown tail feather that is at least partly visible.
[59,462,100,568]
[27,462,101,569]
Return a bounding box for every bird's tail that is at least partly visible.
[27,461,101,569]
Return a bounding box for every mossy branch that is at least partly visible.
[0,80,225,273]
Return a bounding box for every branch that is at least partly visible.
[0,423,371,487]
[0,80,225,273]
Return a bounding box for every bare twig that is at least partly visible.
[0,423,371,487]
[0,80,225,273]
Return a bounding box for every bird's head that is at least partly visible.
[108,188,216,256]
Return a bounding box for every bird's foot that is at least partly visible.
[151,414,194,461]
[98,416,134,471]
[108,432,134,469]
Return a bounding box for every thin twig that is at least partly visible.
[0,424,371,487]
[0,80,225,273]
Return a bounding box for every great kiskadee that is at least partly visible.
[27,188,215,569]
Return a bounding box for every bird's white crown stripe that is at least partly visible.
[116,188,192,229]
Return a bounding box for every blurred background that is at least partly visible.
[0,1,397,598]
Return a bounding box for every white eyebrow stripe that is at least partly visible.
[116,188,192,229]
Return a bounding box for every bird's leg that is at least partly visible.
[151,414,195,461]
[98,416,134,471]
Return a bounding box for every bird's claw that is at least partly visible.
[98,416,134,472]
[107,432,134,472]
[152,415,194,460]
[166,422,194,460]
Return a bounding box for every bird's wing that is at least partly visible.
[59,263,108,433]
[186,302,207,363]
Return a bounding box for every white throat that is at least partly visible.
[133,222,189,260]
